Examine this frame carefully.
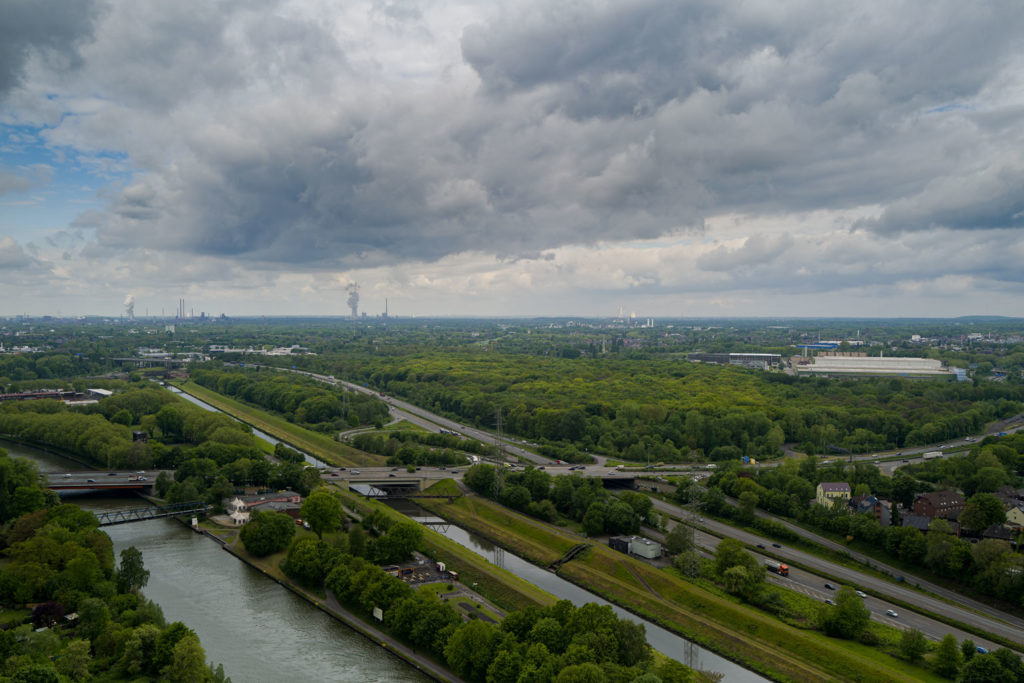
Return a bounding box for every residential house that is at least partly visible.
[912,490,965,520]
[1005,505,1024,531]
[224,490,303,525]
[816,482,851,508]
[847,495,893,527]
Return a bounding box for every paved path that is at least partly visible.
[322,589,465,683]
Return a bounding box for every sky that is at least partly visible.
[1,0,1023,319]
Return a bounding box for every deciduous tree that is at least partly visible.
[117,546,150,594]
[301,488,343,539]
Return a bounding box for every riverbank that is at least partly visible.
[196,520,462,683]
[416,485,942,682]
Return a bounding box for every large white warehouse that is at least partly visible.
[795,355,953,378]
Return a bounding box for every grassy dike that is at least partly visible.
[332,482,557,613]
[169,380,385,467]
[651,489,1023,652]
[416,487,944,683]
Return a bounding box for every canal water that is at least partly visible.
[388,502,761,682]
[5,439,427,683]
[6,391,763,683]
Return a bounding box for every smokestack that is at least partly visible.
[346,283,360,319]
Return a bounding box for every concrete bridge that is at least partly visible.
[43,470,170,493]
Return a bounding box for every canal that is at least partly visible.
[5,439,428,683]
[7,389,764,682]
[388,502,761,682]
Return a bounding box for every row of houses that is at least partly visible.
[815,481,1024,539]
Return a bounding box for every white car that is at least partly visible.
[855,590,867,598]
[886,609,898,618]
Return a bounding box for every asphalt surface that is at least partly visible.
[644,520,1002,649]
[44,469,167,489]
[651,497,1024,648]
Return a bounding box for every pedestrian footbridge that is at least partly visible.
[93,501,210,526]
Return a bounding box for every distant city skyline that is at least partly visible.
[2,1,1023,318]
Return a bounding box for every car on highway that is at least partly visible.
[824,599,835,605]
[86,479,95,483]
[976,646,989,654]
[388,473,396,477]
[351,470,360,475]
[824,583,835,590]
[886,609,898,617]
[772,543,781,548]
[855,590,867,598]
[64,473,71,478]
[108,472,117,476]
[756,544,765,549]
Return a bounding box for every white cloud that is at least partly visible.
[0,0,1023,316]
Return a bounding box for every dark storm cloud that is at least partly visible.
[0,0,98,97]
[17,0,1024,274]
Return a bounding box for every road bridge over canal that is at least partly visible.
[44,470,170,493]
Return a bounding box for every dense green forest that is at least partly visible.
[189,367,389,434]
[0,448,225,681]
[313,353,1023,462]
[0,386,325,506]
[352,429,492,467]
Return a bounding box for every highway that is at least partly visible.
[642,520,1004,650]
[650,497,1024,648]
[238,365,1024,648]
[312,372,549,464]
[44,470,168,490]
[330,460,1024,649]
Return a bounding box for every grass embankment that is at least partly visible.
[417,489,577,566]
[421,490,942,682]
[169,380,384,468]
[665,496,1023,651]
[332,484,556,613]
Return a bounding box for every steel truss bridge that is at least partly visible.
[94,501,210,526]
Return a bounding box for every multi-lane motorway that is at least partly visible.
[44,470,167,490]
[649,498,1024,649]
